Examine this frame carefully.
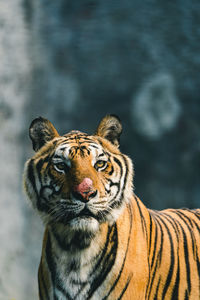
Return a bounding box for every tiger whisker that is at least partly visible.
[92,200,107,205]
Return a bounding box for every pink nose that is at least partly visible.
[73,178,96,202]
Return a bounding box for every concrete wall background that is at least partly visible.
[0,1,200,298]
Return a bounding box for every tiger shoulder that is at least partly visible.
[23,114,200,300]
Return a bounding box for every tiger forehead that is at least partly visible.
[63,130,87,140]
[61,132,99,147]
[54,133,104,159]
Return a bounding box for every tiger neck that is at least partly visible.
[40,222,119,299]
[46,221,112,262]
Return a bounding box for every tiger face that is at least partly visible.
[24,115,133,234]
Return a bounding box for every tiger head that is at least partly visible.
[24,115,133,235]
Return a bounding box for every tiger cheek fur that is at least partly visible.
[24,115,200,300]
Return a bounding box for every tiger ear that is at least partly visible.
[29,117,59,151]
[95,115,122,147]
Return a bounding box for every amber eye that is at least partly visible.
[94,160,107,170]
[54,162,66,173]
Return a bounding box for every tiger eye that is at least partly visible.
[54,162,66,172]
[95,160,107,170]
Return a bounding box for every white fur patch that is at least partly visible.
[68,216,100,233]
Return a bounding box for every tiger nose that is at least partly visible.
[72,178,97,202]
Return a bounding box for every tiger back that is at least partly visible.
[24,115,200,300]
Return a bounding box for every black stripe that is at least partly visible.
[193,210,200,222]
[154,216,164,267]
[27,159,39,199]
[107,178,120,208]
[148,214,153,256]
[155,214,175,299]
[191,216,200,233]
[111,155,130,209]
[108,165,114,176]
[113,157,123,178]
[149,215,158,270]
[160,212,180,240]
[59,137,96,145]
[175,211,196,258]
[105,151,111,158]
[168,213,191,295]
[135,197,148,239]
[180,223,191,294]
[79,145,90,156]
[147,249,160,299]
[189,218,200,283]
[89,226,113,275]
[55,280,73,300]
[46,232,74,300]
[185,289,189,300]
[160,212,181,299]
[147,217,160,298]
[51,228,95,251]
[145,213,153,299]
[68,146,78,158]
[120,155,129,199]
[179,210,194,227]
[88,144,99,149]
[102,203,133,300]
[36,158,44,182]
[102,179,111,194]
[171,253,180,299]
[45,233,56,299]
[153,276,161,300]
[107,154,131,210]
[72,226,115,300]
[107,178,120,188]
[117,273,133,300]
[85,224,118,300]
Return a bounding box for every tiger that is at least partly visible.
[23,114,200,300]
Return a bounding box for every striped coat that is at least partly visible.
[23,115,200,299]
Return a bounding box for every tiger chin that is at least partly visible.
[24,115,200,300]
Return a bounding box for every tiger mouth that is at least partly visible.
[78,207,95,218]
[48,203,109,225]
[68,207,109,225]
[62,207,98,224]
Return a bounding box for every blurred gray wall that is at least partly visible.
[0,0,200,298]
